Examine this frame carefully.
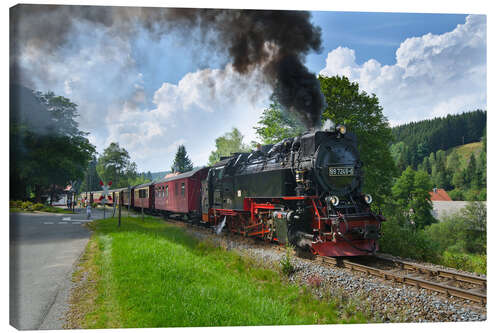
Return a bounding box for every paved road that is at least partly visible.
[10,209,92,330]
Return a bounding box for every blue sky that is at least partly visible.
[308,11,468,69]
[15,6,486,172]
[130,11,470,109]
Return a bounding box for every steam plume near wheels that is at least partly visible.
[10,5,325,129]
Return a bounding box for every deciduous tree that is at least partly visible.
[254,95,306,144]
[97,142,137,187]
[208,128,251,165]
[392,167,436,229]
[10,85,95,202]
[319,75,396,206]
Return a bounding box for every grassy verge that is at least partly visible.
[68,216,372,328]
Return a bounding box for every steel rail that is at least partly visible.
[375,254,487,288]
[317,256,486,305]
[163,217,487,304]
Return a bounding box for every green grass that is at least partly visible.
[440,251,486,275]
[447,141,483,168]
[76,216,372,328]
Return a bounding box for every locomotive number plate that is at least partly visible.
[329,167,354,176]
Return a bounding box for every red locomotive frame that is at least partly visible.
[203,195,381,257]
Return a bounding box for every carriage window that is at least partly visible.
[181,183,185,197]
[166,185,169,198]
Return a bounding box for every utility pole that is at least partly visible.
[127,186,130,221]
[118,191,122,227]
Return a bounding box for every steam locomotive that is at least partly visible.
[82,125,383,257]
[201,124,383,256]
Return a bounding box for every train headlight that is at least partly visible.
[364,194,373,204]
[330,195,340,206]
[336,125,347,135]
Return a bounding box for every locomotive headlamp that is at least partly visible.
[330,195,340,206]
[336,124,347,135]
[364,194,373,204]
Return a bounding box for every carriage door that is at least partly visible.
[201,179,209,221]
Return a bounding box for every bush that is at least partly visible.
[448,188,464,201]
[478,188,487,201]
[440,251,486,275]
[32,203,45,211]
[279,245,295,276]
[464,189,481,201]
[10,200,23,208]
[21,201,34,211]
[424,216,463,253]
[379,214,439,261]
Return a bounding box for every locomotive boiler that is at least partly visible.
[201,124,384,256]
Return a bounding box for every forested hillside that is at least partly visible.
[391,110,486,169]
[390,110,486,201]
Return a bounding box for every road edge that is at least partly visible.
[38,233,91,330]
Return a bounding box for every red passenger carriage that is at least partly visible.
[133,182,155,211]
[154,168,209,218]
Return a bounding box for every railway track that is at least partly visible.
[163,216,487,305]
[316,255,486,305]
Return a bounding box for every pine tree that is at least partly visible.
[466,154,478,189]
[446,150,461,174]
[171,145,193,173]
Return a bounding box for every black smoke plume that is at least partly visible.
[10,5,325,129]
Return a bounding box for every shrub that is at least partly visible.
[440,251,486,275]
[379,214,438,261]
[478,188,487,201]
[424,216,463,253]
[21,201,34,211]
[448,188,464,201]
[10,200,23,208]
[32,203,45,211]
[280,245,295,276]
[464,189,481,201]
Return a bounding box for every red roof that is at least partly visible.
[429,188,452,201]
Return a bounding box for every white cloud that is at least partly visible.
[320,14,486,125]
[16,17,272,172]
[106,65,271,170]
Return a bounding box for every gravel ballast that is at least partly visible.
[178,222,486,323]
